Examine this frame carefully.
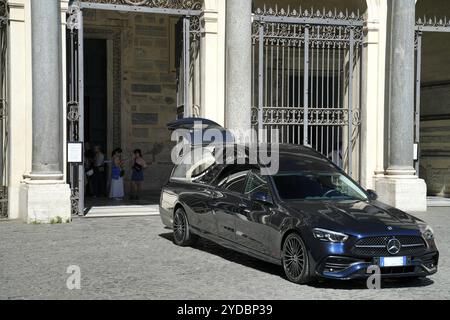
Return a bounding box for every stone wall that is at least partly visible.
[84,9,178,193]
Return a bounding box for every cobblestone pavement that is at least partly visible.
[1,208,449,300]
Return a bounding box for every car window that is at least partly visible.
[273,171,368,201]
[218,170,250,194]
[245,172,270,196]
[195,163,224,185]
[171,147,216,183]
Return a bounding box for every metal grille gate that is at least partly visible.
[0,0,8,217]
[66,0,201,215]
[251,7,363,176]
[414,16,450,177]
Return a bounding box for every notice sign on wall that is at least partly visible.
[413,143,419,161]
[67,142,83,164]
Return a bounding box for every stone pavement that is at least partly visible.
[0,208,449,300]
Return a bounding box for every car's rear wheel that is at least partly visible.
[282,233,311,284]
[173,207,198,246]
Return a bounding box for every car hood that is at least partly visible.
[283,200,424,236]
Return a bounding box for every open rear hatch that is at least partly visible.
[167,117,235,146]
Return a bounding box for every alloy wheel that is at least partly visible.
[282,233,311,284]
[173,210,186,243]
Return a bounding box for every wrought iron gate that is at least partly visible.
[252,7,363,176]
[414,16,450,177]
[66,0,201,215]
[0,0,8,217]
[67,4,84,215]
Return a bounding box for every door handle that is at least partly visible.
[205,189,220,199]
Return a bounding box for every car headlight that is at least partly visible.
[313,228,349,243]
[420,224,434,240]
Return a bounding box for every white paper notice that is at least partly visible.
[68,142,83,163]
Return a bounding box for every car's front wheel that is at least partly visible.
[173,207,198,246]
[282,233,311,284]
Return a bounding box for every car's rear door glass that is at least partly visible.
[219,171,250,194]
[244,172,271,196]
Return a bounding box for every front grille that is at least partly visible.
[352,236,426,257]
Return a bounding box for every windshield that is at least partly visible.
[273,171,368,201]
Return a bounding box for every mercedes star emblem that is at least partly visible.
[387,238,401,255]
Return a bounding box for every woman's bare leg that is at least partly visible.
[136,182,142,199]
[131,181,137,199]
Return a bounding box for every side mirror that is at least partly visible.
[251,192,273,205]
[367,189,378,201]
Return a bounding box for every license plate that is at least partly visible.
[380,256,407,267]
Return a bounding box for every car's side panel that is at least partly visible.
[236,199,278,256]
[159,187,178,228]
[210,189,241,242]
[177,184,217,236]
[160,181,217,235]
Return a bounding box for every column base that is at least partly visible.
[19,181,72,224]
[375,176,427,212]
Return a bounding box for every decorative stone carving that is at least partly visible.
[0,0,8,26]
[82,0,202,10]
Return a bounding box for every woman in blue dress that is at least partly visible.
[109,148,124,200]
[130,149,148,200]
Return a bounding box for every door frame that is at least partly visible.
[66,0,202,215]
[83,33,114,158]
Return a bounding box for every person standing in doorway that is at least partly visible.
[93,145,106,197]
[130,149,148,200]
[84,143,95,197]
[110,148,125,201]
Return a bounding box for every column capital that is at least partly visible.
[200,9,218,35]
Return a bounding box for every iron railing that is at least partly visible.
[0,0,8,218]
[414,15,450,181]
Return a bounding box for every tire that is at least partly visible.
[173,207,198,247]
[282,233,312,284]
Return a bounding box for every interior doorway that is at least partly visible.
[84,38,108,156]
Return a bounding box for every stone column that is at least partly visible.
[20,0,71,223]
[386,0,416,176]
[375,0,427,212]
[30,0,63,179]
[200,0,225,126]
[225,0,252,139]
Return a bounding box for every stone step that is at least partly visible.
[84,205,160,218]
[427,197,450,207]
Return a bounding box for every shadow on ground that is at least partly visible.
[159,232,434,291]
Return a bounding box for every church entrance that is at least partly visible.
[66,1,202,216]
